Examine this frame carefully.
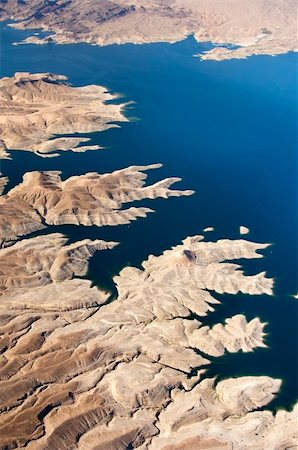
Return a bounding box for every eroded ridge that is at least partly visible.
[0,164,193,246]
[151,377,297,450]
[0,175,8,195]
[0,72,128,159]
[0,233,296,449]
[0,233,118,310]
[1,1,296,60]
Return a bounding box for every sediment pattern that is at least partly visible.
[0,232,296,449]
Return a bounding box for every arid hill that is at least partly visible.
[0,231,296,449]
[0,164,193,246]
[1,0,296,60]
[0,72,128,159]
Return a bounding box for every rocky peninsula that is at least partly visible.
[0,72,128,159]
[0,164,193,246]
[1,0,296,60]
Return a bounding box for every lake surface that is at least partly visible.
[0,23,297,411]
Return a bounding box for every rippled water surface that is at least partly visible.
[0,23,297,411]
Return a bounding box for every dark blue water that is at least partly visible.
[0,23,297,411]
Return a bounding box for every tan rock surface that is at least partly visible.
[0,72,128,159]
[0,233,118,298]
[0,175,8,196]
[186,314,267,357]
[0,164,193,246]
[1,1,296,60]
[1,232,295,449]
[151,378,297,450]
[139,235,274,297]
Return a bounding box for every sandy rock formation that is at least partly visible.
[139,236,274,296]
[0,72,128,159]
[1,1,296,60]
[186,314,267,357]
[0,231,296,449]
[151,377,297,450]
[0,233,118,301]
[0,164,193,246]
[0,175,8,195]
